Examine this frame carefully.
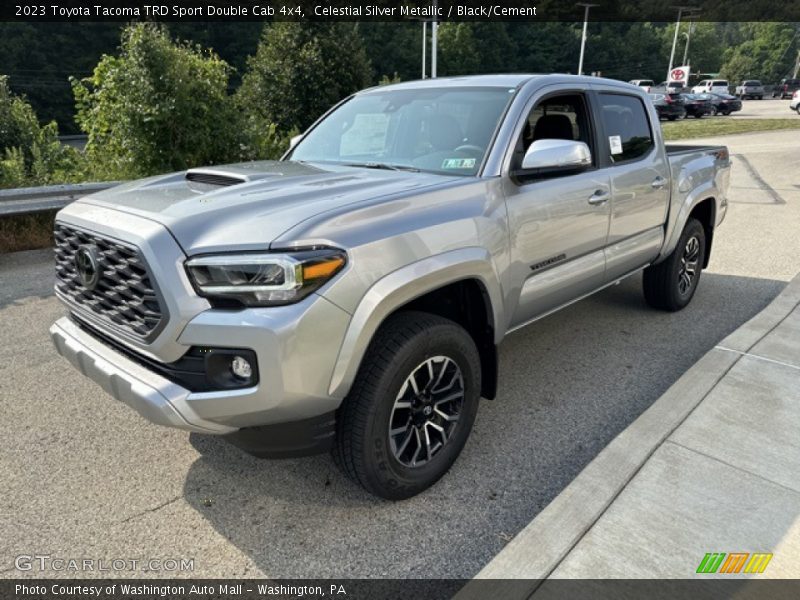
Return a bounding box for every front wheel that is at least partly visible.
[333,311,481,499]
[643,218,706,311]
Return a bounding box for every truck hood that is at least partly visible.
[79,161,458,255]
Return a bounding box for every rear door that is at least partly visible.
[593,89,670,281]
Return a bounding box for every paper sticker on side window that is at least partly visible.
[609,135,623,155]
[442,158,476,169]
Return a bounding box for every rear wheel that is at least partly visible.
[643,218,706,312]
[694,113,703,118]
[333,311,481,499]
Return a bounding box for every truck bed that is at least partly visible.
[664,144,727,156]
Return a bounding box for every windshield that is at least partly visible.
[288,86,516,176]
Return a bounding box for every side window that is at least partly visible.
[513,93,594,174]
[598,93,654,163]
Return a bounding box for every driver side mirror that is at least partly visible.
[519,139,592,174]
[289,134,303,150]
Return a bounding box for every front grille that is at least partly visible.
[54,223,166,340]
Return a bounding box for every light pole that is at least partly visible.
[794,49,800,79]
[576,3,599,76]
[422,21,427,79]
[668,7,698,82]
[682,21,695,66]
[431,1,438,78]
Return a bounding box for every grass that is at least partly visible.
[662,117,800,140]
[0,211,56,254]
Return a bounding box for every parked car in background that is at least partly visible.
[630,79,655,93]
[656,81,686,93]
[707,93,742,116]
[772,78,800,99]
[649,93,686,120]
[790,90,800,114]
[692,80,729,95]
[735,80,764,99]
[680,93,714,118]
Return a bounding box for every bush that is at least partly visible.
[72,23,243,180]
[0,76,82,189]
[237,23,372,135]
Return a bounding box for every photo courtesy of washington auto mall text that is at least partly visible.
[2,0,800,598]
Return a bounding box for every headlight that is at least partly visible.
[185,248,346,307]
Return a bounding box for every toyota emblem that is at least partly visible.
[75,245,100,290]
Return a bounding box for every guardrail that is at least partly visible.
[0,182,121,217]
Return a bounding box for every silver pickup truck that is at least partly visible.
[50,75,730,499]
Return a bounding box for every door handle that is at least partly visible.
[651,176,667,190]
[588,190,609,206]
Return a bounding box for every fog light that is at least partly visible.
[231,355,253,380]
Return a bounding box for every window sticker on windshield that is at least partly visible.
[442,158,476,169]
[609,135,623,155]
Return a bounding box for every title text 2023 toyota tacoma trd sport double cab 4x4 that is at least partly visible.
[50,75,730,499]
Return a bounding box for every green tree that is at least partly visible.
[72,23,241,180]
[0,75,80,188]
[720,23,798,84]
[237,23,372,134]
[439,23,481,75]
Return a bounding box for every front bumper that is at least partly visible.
[51,287,352,434]
[51,317,235,434]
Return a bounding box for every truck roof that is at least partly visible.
[361,73,641,94]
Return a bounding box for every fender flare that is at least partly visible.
[327,247,504,399]
[657,180,720,263]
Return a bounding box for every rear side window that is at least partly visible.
[712,80,728,87]
[598,94,654,163]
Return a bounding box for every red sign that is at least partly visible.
[671,69,686,81]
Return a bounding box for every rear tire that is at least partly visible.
[643,218,706,312]
[333,311,481,500]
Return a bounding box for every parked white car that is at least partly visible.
[692,80,729,95]
[790,90,800,114]
[629,79,654,93]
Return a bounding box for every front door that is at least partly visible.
[503,91,611,329]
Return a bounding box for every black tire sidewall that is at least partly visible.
[668,219,706,309]
[358,320,481,499]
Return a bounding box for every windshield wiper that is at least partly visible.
[342,162,420,173]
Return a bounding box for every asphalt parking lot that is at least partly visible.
[728,96,798,119]
[1,130,798,580]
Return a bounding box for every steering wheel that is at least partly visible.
[454,144,484,156]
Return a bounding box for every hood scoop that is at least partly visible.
[186,168,250,187]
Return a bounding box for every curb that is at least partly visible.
[457,271,800,598]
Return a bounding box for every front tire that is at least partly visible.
[333,311,481,500]
[643,218,706,311]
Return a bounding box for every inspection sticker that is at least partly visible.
[442,158,476,169]
[609,135,623,155]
